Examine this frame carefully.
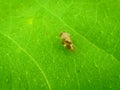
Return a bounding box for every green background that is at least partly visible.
[0,0,120,90]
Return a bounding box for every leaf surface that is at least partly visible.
[0,0,120,90]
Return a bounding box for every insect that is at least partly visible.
[60,32,74,50]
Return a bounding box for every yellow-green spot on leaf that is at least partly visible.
[26,17,34,25]
[16,47,22,54]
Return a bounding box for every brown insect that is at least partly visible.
[60,32,74,50]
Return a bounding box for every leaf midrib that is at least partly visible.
[0,32,51,90]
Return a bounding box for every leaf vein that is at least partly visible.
[0,32,51,90]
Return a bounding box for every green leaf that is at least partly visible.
[0,0,120,90]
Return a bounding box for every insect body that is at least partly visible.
[60,32,74,50]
